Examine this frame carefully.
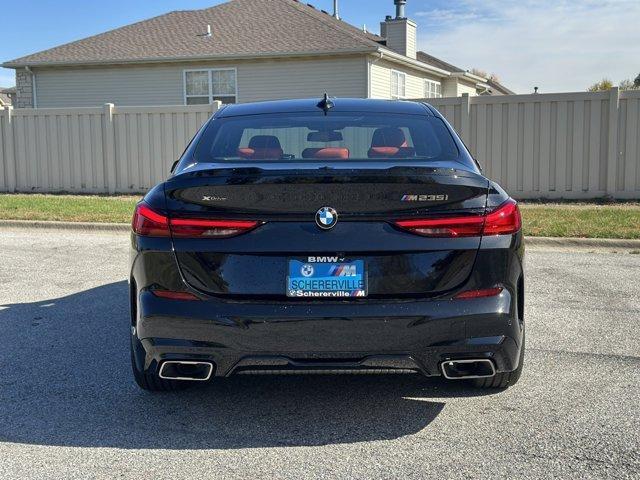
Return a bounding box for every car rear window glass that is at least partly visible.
[193,112,460,163]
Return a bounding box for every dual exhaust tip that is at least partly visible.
[159,361,214,381]
[440,359,496,380]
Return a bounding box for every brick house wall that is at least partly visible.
[15,69,34,108]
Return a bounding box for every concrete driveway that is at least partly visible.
[0,228,638,479]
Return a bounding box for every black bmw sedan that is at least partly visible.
[129,97,525,391]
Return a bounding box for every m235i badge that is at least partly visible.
[401,194,449,202]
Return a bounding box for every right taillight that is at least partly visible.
[393,199,521,238]
[393,215,484,237]
[132,203,261,238]
[483,199,522,236]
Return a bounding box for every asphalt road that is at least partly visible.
[0,228,638,479]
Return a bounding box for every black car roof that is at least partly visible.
[216,98,434,118]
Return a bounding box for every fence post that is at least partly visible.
[102,103,116,194]
[1,106,16,192]
[606,87,619,197]
[460,93,471,145]
[211,100,222,115]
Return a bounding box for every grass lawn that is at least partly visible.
[519,203,640,239]
[0,194,140,224]
[0,194,639,239]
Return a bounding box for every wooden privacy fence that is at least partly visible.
[0,102,220,194]
[424,88,640,199]
[0,91,639,198]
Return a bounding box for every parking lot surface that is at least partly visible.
[0,228,638,479]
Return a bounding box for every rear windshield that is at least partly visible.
[193,112,460,163]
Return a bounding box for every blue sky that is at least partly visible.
[1,0,638,93]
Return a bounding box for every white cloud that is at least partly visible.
[415,9,483,23]
[416,0,640,93]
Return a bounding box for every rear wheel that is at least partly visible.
[472,331,525,389]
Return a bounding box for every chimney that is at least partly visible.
[395,0,406,18]
[333,0,340,19]
[380,1,416,59]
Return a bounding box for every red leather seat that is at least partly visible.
[301,147,350,159]
[368,127,416,158]
[238,135,284,159]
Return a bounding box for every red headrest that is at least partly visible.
[301,147,350,159]
[238,135,283,159]
[371,127,407,148]
[368,146,416,158]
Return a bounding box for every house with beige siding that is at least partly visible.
[2,0,513,109]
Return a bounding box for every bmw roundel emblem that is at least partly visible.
[315,206,338,230]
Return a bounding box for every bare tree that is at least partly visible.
[471,68,501,83]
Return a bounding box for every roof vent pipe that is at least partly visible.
[333,0,340,19]
[394,0,407,19]
[197,24,212,37]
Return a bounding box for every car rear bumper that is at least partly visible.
[133,289,524,378]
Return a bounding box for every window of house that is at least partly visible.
[391,71,406,99]
[184,68,237,105]
[424,80,442,98]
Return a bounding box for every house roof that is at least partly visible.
[0,87,14,106]
[3,0,384,68]
[416,51,464,73]
[417,51,517,94]
[486,78,515,95]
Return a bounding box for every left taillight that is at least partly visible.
[169,217,261,238]
[132,203,170,237]
[132,203,261,238]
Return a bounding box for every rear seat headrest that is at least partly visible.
[301,147,350,159]
[248,135,282,150]
[368,146,416,158]
[371,127,407,148]
[238,135,284,159]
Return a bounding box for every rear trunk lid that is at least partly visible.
[164,163,489,299]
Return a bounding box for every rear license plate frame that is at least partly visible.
[286,258,367,298]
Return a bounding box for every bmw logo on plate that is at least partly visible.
[315,207,338,230]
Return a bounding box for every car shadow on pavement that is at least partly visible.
[0,281,500,450]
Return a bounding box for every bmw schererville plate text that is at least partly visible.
[129,97,525,391]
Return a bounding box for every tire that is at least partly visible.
[130,337,191,392]
[130,280,190,392]
[471,331,525,389]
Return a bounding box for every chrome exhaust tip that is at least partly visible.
[440,359,496,380]
[159,361,214,381]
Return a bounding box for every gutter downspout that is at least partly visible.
[368,51,384,98]
[476,84,491,95]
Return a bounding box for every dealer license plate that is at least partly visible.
[286,259,367,298]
